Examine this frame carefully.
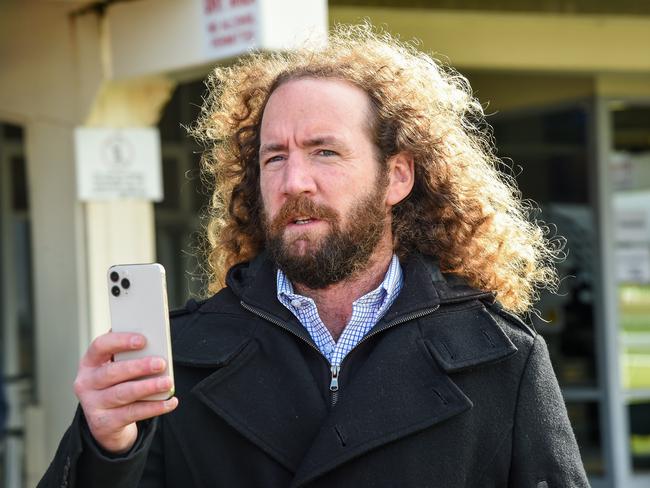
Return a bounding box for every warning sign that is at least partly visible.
[74,127,163,201]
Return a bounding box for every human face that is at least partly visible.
[264,179,388,288]
[259,78,390,285]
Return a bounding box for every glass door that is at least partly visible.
[606,102,650,485]
[0,123,35,488]
[491,100,607,485]
[155,79,210,309]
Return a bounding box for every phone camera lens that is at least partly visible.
[121,278,130,289]
[110,271,119,282]
[111,286,120,297]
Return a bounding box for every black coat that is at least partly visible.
[39,254,590,487]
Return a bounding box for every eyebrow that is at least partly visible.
[303,136,343,148]
[259,142,287,157]
[259,136,345,157]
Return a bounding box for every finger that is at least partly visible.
[82,332,146,367]
[87,397,178,436]
[91,357,166,390]
[115,396,179,425]
[100,375,174,408]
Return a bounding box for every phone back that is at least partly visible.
[107,263,174,400]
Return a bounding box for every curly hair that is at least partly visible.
[191,23,561,314]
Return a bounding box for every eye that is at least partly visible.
[316,149,337,157]
[264,155,285,165]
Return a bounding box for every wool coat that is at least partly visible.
[39,254,590,488]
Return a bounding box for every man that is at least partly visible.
[40,25,589,487]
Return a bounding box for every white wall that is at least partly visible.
[108,0,327,80]
[0,2,102,124]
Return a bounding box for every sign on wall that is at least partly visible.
[108,0,326,80]
[202,0,259,60]
[74,127,163,201]
[617,247,650,284]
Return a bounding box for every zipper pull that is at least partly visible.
[330,364,340,392]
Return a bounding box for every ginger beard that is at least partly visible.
[264,176,389,289]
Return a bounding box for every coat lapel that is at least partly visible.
[190,334,328,473]
[175,265,328,474]
[291,323,474,487]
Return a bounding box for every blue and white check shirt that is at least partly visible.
[276,255,403,368]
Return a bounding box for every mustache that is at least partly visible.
[268,196,339,234]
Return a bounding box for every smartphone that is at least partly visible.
[107,263,174,401]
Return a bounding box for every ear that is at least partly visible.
[385,151,415,206]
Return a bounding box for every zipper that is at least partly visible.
[241,300,440,406]
[329,364,340,406]
[327,305,441,405]
[240,301,325,358]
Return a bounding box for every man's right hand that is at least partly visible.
[73,331,179,454]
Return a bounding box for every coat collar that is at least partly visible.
[177,253,517,484]
[225,252,495,319]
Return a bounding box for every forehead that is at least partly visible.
[260,78,373,140]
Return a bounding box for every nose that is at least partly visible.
[280,152,317,197]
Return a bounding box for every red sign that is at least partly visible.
[202,0,258,59]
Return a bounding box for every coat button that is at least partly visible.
[61,455,70,486]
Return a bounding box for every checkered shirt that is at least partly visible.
[276,254,403,367]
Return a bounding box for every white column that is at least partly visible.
[594,98,629,487]
[25,75,174,480]
[25,121,89,461]
[83,76,174,341]
[84,201,157,340]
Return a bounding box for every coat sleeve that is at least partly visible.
[37,407,163,488]
[508,334,591,487]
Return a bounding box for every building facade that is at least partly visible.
[1,0,649,486]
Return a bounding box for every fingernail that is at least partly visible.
[157,377,170,389]
[130,335,144,348]
[151,358,165,372]
[164,397,178,410]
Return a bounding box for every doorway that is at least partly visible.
[0,122,35,487]
[490,101,606,485]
